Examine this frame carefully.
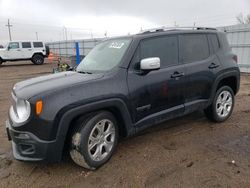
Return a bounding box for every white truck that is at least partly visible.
[0,41,49,65]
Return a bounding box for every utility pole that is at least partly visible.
[193,22,196,29]
[6,19,13,41]
[63,26,68,56]
[64,27,68,41]
[35,32,38,41]
[90,29,93,39]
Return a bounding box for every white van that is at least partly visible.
[0,41,49,65]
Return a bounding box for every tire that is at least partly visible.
[0,58,3,65]
[32,54,44,65]
[204,86,234,122]
[70,111,118,170]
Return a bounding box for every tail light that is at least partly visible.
[232,55,238,63]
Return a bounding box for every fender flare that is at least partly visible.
[208,69,240,105]
[52,98,135,161]
[32,52,45,58]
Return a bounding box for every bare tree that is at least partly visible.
[236,13,245,24]
[245,14,250,24]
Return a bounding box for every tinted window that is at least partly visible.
[8,42,19,49]
[139,36,178,68]
[33,42,43,48]
[22,42,31,48]
[209,34,220,52]
[180,34,209,63]
[218,33,230,50]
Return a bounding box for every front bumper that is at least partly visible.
[6,120,59,162]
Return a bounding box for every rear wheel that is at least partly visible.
[204,86,234,122]
[0,58,3,65]
[70,111,118,170]
[32,54,44,65]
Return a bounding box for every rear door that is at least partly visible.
[127,35,186,123]
[21,42,33,58]
[179,33,220,112]
[33,42,45,55]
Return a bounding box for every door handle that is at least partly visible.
[171,71,184,78]
[209,63,219,69]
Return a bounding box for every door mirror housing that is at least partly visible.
[140,57,160,71]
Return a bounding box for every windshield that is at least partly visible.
[76,38,131,73]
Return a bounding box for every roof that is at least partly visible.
[108,26,223,41]
[134,26,221,38]
[6,41,44,43]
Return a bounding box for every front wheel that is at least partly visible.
[204,86,235,122]
[32,54,44,65]
[70,111,118,170]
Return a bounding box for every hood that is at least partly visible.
[13,71,104,99]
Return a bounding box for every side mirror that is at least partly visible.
[140,57,160,71]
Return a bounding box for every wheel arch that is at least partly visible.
[214,70,240,95]
[216,76,238,94]
[53,98,135,161]
[32,52,44,58]
[209,70,240,105]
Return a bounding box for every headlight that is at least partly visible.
[16,99,31,121]
[10,99,31,124]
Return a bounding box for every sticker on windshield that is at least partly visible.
[109,42,125,49]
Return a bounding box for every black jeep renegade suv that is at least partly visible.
[6,27,240,169]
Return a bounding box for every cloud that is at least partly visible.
[0,0,249,42]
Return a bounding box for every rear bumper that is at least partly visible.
[6,120,60,162]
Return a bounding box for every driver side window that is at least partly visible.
[9,42,19,49]
[131,35,179,70]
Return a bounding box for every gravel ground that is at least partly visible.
[0,61,250,188]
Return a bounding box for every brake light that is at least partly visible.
[233,55,238,63]
[36,100,43,115]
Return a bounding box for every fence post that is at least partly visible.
[75,42,80,65]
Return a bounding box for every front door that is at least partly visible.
[6,42,22,59]
[127,35,186,123]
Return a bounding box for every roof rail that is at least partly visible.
[139,26,217,34]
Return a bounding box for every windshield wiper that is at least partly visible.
[77,71,93,74]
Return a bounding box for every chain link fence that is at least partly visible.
[46,38,104,65]
[219,23,250,72]
[47,25,250,72]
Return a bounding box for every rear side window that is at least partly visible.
[218,33,230,50]
[208,34,220,52]
[22,42,31,48]
[33,42,43,48]
[180,34,209,63]
[139,35,179,68]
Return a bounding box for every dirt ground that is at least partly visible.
[0,61,250,188]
